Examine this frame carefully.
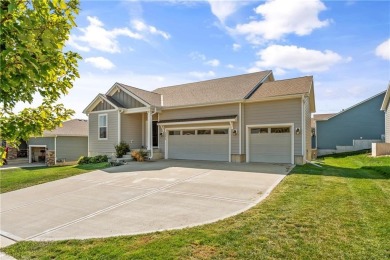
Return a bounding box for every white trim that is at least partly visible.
[381,84,390,111]
[142,113,145,147]
[239,103,242,154]
[83,94,120,114]
[301,97,306,161]
[98,114,108,140]
[107,83,151,107]
[158,118,237,126]
[117,110,121,144]
[246,123,294,164]
[165,131,168,159]
[228,128,232,162]
[124,107,151,114]
[54,136,57,165]
[88,109,117,114]
[147,111,152,150]
[164,125,230,131]
[28,145,47,164]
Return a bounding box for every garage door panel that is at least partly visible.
[249,130,291,163]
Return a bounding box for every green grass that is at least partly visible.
[2,152,390,259]
[0,163,109,193]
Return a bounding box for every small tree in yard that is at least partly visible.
[0,0,81,164]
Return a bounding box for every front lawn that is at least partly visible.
[0,163,109,193]
[2,152,389,259]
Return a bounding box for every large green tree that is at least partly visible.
[0,0,81,158]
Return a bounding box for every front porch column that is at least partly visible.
[147,110,152,150]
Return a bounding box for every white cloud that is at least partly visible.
[189,51,206,61]
[375,39,390,60]
[232,43,241,51]
[189,70,215,79]
[132,20,171,39]
[69,16,142,53]
[252,45,349,73]
[205,59,220,67]
[207,0,244,23]
[66,35,90,52]
[85,57,115,70]
[234,0,329,43]
[226,64,235,69]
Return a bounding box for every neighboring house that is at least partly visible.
[28,119,88,164]
[316,91,386,155]
[83,71,315,164]
[311,113,336,149]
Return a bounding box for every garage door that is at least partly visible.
[168,129,229,161]
[249,126,292,163]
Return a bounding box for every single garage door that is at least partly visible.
[249,126,292,163]
[168,129,229,161]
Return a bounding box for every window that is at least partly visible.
[197,130,211,135]
[213,129,228,134]
[183,130,195,135]
[98,114,107,139]
[271,127,290,133]
[251,128,268,134]
[169,131,181,135]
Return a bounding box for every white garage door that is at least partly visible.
[168,129,229,161]
[249,126,292,163]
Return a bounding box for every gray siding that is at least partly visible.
[159,104,239,154]
[386,105,390,143]
[244,98,303,156]
[317,93,385,149]
[92,100,114,111]
[121,113,143,149]
[56,136,88,161]
[111,91,145,108]
[89,110,119,156]
[28,137,54,150]
[305,97,312,160]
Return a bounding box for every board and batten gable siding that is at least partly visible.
[28,137,55,150]
[89,110,119,156]
[317,93,385,149]
[305,97,312,161]
[121,113,143,149]
[92,100,114,112]
[56,136,88,161]
[111,90,145,108]
[386,104,390,143]
[244,98,303,158]
[159,104,240,154]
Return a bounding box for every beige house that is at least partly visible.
[83,71,315,164]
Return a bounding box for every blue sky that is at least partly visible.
[58,0,389,119]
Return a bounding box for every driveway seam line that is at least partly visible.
[26,170,212,240]
[161,190,252,204]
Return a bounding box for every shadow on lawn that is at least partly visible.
[291,163,389,180]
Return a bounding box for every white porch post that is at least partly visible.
[147,110,152,150]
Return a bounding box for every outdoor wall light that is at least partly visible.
[159,132,164,137]
[295,128,301,135]
[232,129,238,135]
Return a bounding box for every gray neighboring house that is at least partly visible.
[316,91,386,155]
[83,71,316,164]
[28,119,88,164]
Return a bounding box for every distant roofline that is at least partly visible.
[380,83,390,111]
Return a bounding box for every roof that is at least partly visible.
[380,83,390,111]
[42,119,88,137]
[153,71,272,107]
[103,94,125,108]
[311,113,336,128]
[158,115,237,124]
[117,83,161,107]
[248,76,313,101]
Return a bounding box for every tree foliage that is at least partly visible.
[0,0,81,150]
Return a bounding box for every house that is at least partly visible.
[28,119,88,164]
[373,84,390,156]
[83,71,315,164]
[311,113,336,149]
[316,91,386,156]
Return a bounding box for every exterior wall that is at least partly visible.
[111,90,145,108]
[88,110,119,156]
[317,93,385,149]
[386,105,390,143]
[28,137,55,150]
[121,113,143,149]
[372,143,390,156]
[244,98,303,160]
[159,104,239,154]
[305,97,312,161]
[56,136,88,162]
[92,100,114,112]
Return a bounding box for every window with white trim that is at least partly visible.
[98,114,108,139]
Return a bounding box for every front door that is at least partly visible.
[152,121,158,147]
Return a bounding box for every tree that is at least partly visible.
[0,0,81,162]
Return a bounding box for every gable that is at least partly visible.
[92,100,114,112]
[111,89,145,108]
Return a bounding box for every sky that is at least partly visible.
[23,0,390,119]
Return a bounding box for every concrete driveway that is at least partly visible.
[0,160,292,244]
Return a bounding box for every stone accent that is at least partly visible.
[372,143,390,157]
[46,150,56,166]
[231,154,245,163]
[7,147,18,160]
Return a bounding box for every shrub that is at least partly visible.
[115,142,130,158]
[95,155,108,163]
[77,155,108,165]
[77,156,90,165]
[131,149,149,162]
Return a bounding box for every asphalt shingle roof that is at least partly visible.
[117,83,162,107]
[42,119,88,137]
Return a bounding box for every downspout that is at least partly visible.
[118,109,123,145]
[149,107,158,160]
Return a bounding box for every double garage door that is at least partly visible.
[167,129,229,161]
